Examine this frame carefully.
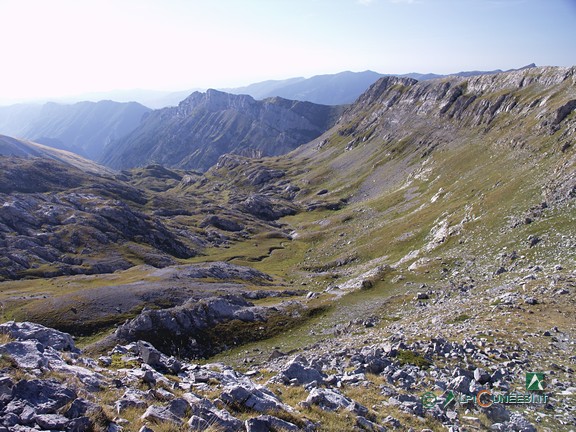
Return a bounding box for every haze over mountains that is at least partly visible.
[223,70,386,105]
[0,66,540,174]
[0,65,537,109]
[0,100,150,160]
[224,65,537,105]
[0,135,114,176]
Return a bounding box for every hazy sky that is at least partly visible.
[0,0,574,103]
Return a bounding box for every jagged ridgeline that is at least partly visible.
[101,89,343,171]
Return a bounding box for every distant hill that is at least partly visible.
[0,134,115,176]
[101,89,343,171]
[51,88,200,109]
[0,100,151,160]
[224,71,386,105]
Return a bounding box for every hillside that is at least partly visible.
[0,100,150,160]
[0,135,115,176]
[101,89,342,171]
[0,66,574,432]
[0,153,194,282]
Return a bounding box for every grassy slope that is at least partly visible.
[208,69,576,365]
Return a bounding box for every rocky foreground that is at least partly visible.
[0,316,574,432]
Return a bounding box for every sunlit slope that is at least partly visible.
[278,66,575,282]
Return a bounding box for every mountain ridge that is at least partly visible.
[101,89,343,171]
[224,65,538,105]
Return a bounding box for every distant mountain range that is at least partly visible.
[0,65,539,173]
[0,65,537,109]
[224,65,537,105]
[0,100,150,160]
[100,89,343,171]
[223,70,386,105]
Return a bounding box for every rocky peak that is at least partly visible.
[355,75,419,107]
[102,89,342,171]
[177,89,257,118]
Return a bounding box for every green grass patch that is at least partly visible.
[396,349,432,369]
[449,313,472,323]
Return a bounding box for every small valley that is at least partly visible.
[0,66,574,431]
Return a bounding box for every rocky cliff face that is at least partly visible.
[349,66,576,129]
[101,89,342,171]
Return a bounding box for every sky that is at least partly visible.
[0,0,574,104]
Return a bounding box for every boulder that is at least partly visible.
[166,398,191,419]
[8,379,76,415]
[187,397,243,432]
[140,404,183,425]
[383,415,401,428]
[486,404,511,423]
[473,368,491,385]
[34,414,70,430]
[246,168,285,186]
[200,215,243,232]
[245,415,300,432]
[305,388,368,416]
[0,321,76,351]
[388,394,424,417]
[357,415,387,431]
[114,295,265,358]
[490,412,537,432]
[366,358,391,374]
[64,398,103,419]
[137,341,162,369]
[0,341,48,369]
[276,357,325,385]
[188,415,210,431]
[0,376,14,402]
[51,363,107,392]
[68,416,93,432]
[220,385,292,413]
[449,375,473,395]
[240,194,297,221]
[114,389,150,413]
